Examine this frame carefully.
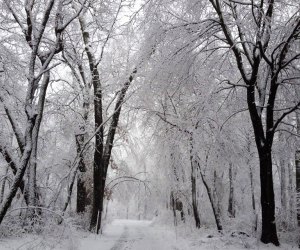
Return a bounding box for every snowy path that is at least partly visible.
[1,219,297,249]
[106,220,186,250]
[1,219,188,250]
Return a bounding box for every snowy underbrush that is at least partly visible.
[151,211,299,249]
[151,210,174,226]
[0,208,118,250]
[0,211,81,250]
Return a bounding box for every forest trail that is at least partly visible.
[1,219,295,249]
[80,219,294,250]
[107,220,185,250]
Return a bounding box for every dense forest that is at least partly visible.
[0,0,299,249]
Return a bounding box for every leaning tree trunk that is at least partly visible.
[0,165,8,204]
[62,168,78,213]
[196,160,222,231]
[0,115,36,224]
[90,69,136,233]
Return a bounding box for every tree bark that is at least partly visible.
[62,168,78,213]
[288,163,296,228]
[249,164,257,232]
[228,163,235,218]
[75,134,88,213]
[191,167,200,228]
[258,147,279,246]
[189,136,201,228]
[170,191,177,227]
[247,81,279,245]
[0,115,36,224]
[0,165,9,204]
[196,160,222,231]
[26,70,50,218]
[189,140,200,228]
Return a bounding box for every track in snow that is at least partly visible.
[108,220,182,250]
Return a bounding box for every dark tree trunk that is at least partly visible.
[62,168,77,213]
[196,161,222,231]
[191,171,200,228]
[247,81,279,245]
[189,137,201,228]
[79,11,139,231]
[0,145,29,205]
[249,164,257,232]
[0,115,36,225]
[90,68,136,233]
[228,163,235,218]
[170,191,177,227]
[191,159,200,228]
[79,16,105,233]
[259,147,279,246]
[76,173,87,213]
[75,134,88,213]
[26,68,50,221]
[89,83,104,233]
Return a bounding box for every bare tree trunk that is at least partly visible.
[191,167,200,228]
[246,133,257,232]
[0,145,29,205]
[190,154,200,228]
[75,134,88,213]
[170,191,177,227]
[0,165,9,204]
[249,164,257,232]
[189,137,201,228]
[228,163,235,218]
[213,171,222,224]
[196,160,222,231]
[62,168,78,213]
[280,160,287,214]
[247,82,279,245]
[0,116,36,224]
[288,163,296,229]
[26,68,50,220]
[90,69,137,233]
[258,147,278,245]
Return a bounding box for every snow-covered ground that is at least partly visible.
[0,219,297,249]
